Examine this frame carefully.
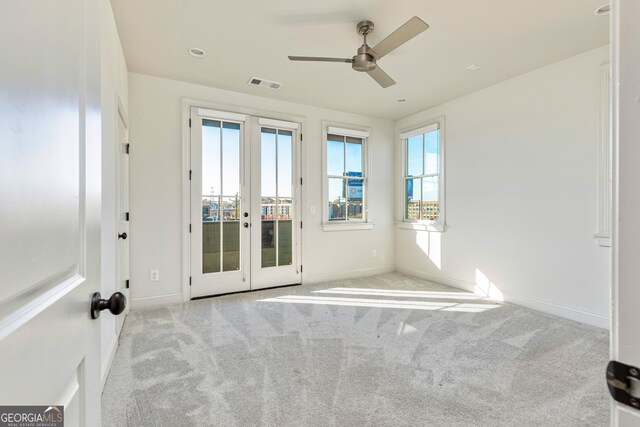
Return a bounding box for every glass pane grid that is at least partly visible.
[327,132,366,222]
[404,129,441,222]
[261,127,295,268]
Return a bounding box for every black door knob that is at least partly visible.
[91,292,127,319]
[243,222,249,228]
[118,232,127,240]
[243,212,249,217]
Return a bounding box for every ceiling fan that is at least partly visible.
[288,16,429,88]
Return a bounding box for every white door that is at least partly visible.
[190,111,302,297]
[190,108,251,297]
[116,108,130,334]
[610,0,640,425]
[0,0,103,425]
[250,118,302,289]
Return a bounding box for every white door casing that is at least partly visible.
[611,0,640,425]
[116,104,130,334]
[0,0,102,425]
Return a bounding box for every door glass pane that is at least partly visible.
[347,178,364,220]
[407,134,423,177]
[405,178,421,220]
[421,176,439,221]
[222,221,240,271]
[328,178,346,220]
[424,130,440,175]
[345,138,362,175]
[261,220,276,268]
[277,130,293,198]
[277,198,293,265]
[261,128,277,197]
[327,136,345,176]
[202,197,220,273]
[202,120,221,196]
[222,122,240,196]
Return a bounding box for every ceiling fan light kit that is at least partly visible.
[288,16,429,88]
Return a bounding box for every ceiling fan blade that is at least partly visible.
[288,56,353,63]
[369,16,429,59]
[367,66,396,88]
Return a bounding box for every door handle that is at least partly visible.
[118,232,128,240]
[90,292,127,319]
[243,222,249,228]
[243,212,249,218]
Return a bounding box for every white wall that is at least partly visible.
[395,45,611,328]
[100,0,128,385]
[128,73,395,307]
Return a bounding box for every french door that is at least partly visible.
[190,108,302,298]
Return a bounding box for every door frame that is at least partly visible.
[181,98,306,301]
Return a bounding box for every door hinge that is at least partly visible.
[607,360,640,410]
[125,212,130,221]
[189,223,192,233]
[300,177,303,185]
[189,169,192,181]
[189,118,192,127]
[300,133,303,141]
[300,221,303,229]
[125,143,130,154]
[300,265,303,273]
[189,276,192,286]
[125,279,129,289]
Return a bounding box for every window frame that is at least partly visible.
[322,121,373,231]
[397,116,446,232]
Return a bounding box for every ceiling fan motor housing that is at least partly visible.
[352,44,377,72]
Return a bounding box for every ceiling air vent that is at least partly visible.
[248,77,282,90]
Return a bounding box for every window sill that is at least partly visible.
[593,233,611,247]
[322,222,374,232]
[395,221,446,232]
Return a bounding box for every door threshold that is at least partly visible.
[191,282,302,301]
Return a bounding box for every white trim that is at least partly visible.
[399,123,439,140]
[304,266,394,284]
[258,117,300,130]
[197,108,246,122]
[322,223,374,232]
[130,293,183,309]
[327,126,369,138]
[593,232,612,247]
[595,62,612,248]
[395,221,445,232]
[100,335,118,391]
[396,268,610,329]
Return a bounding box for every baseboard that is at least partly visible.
[130,293,183,309]
[396,267,610,329]
[304,266,395,285]
[101,336,118,392]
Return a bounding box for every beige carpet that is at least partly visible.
[102,273,609,426]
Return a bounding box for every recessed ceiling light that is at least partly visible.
[397,98,407,103]
[466,64,480,71]
[594,4,610,15]
[189,48,206,58]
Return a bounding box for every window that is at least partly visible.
[400,119,445,230]
[323,123,371,230]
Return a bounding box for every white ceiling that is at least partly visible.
[111,0,609,120]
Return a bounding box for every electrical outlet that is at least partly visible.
[372,250,377,258]
[150,270,160,282]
